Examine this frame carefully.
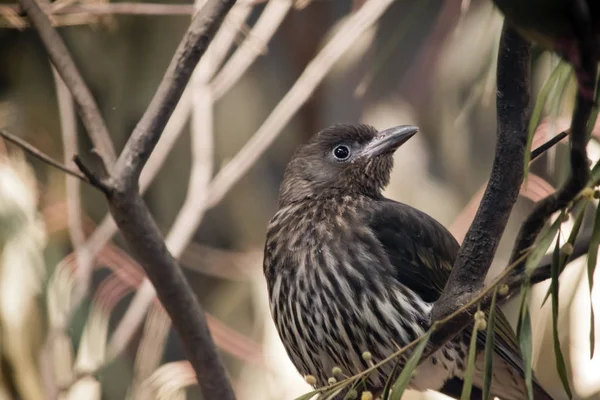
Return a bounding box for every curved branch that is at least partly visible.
[431,24,532,322]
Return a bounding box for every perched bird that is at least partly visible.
[263,124,552,399]
[493,0,599,98]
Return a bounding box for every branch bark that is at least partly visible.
[19,0,116,166]
[431,24,532,322]
[18,0,238,398]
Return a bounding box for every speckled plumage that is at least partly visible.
[264,124,552,399]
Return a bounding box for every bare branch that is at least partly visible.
[21,0,238,395]
[0,128,89,182]
[107,2,248,362]
[90,1,236,397]
[110,0,236,192]
[18,0,117,166]
[431,24,531,322]
[52,67,95,303]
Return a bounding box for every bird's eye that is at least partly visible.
[332,145,350,161]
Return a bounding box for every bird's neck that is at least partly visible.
[278,179,383,208]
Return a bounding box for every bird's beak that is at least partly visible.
[362,125,418,158]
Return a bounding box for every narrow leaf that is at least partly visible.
[319,387,345,400]
[587,204,600,358]
[389,330,433,400]
[460,308,482,400]
[542,201,586,305]
[525,213,564,275]
[482,291,497,400]
[551,236,573,398]
[381,360,401,400]
[295,390,322,400]
[586,73,600,139]
[517,289,535,400]
[524,61,570,178]
[591,160,600,185]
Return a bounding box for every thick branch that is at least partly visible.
[18,0,116,166]
[110,0,236,192]
[431,25,531,322]
[20,0,238,397]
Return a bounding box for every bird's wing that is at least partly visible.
[367,200,526,379]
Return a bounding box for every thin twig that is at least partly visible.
[0,0,288,18]
[0,128,89,182]
[530,130,569,161]
[72,156,110,193]
[431,24,532,322]
[18,0,117,166]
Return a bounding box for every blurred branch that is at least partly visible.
[19,0,117,166]
[107,1,248,363]
[16,0,238,397]
[0,128,88,182]
[52,67,94,302]
[205,0,396,207]
[431,24,531,324]
[211,0,292,99]
[0,0,299,18]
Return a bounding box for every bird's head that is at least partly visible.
[279,124,418,205]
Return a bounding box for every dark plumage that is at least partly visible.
[493,0,599,99]
[263,124,552,399]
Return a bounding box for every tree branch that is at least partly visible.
[510,94,594,266]
[0,128,89,182]
[431,24,531,322]
[18,0,238,397]
[18,0,117,166]
[110,0,236,192]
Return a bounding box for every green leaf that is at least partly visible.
[586,72,600,139]
[551,236,573,398]
[591,159,600,185]
[542,200,586,305]
[517,291,535,400]
[587,204,600,358]
[389,330,433,400]
[295,389,322,400]
[525,213,564,275]
[381,360,401,400]
[318,387,345,400]
[482,290,498,400]
[524,61,571,178]
[460,307,482,400]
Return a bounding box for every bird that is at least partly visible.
[263,124,553,399]
[492,0,599,99]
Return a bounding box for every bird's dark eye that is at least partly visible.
[333,145,350,161]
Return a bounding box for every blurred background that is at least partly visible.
[0,0,599,398]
